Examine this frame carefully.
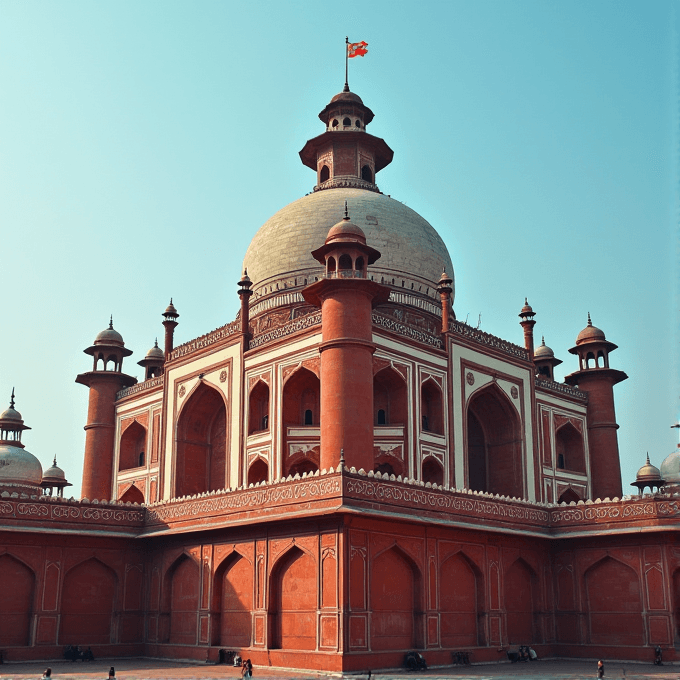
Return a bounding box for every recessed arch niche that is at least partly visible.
[212,551,253,647]
[0,554,35,646]
[175,382,227,497]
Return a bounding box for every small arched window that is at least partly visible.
[343,117,351,126]
[327,256,336,274]
[361,165,373,182]
[586,352,595,369]
[356,119,362,128]
[304,409,313,425]
[557,453,565,469]
[138,451,145,467]
[332,119,339,128]
[377,409,386,425]
[355,256,364,275]
[338,254,352,271]
[320,164,330,183]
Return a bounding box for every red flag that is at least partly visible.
[348,41,368,58]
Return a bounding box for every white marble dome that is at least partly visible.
[0,443,43,488]
[243,188,453,318]
[660,446,680,484]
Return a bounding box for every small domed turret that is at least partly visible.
[660,444,680,489]
[94,317,125,347]
[41,456,72,497]
[534,336,563,381]
[138,339,165,380]
[631,453,664,495]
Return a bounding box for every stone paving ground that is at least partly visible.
[1,658,680,680]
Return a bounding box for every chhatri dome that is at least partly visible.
[0,390,43,491]
[244,86,453,321]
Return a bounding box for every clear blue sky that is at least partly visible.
[1,0,677,497]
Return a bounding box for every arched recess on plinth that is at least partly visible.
[119,483,145,504]
[440,551,483,647]
[175,381,227,497]
[162,553,200,645]
[282,367,320,477]
[212,551,253,648]
[467,383,523,498]
[585,556,643,646]
[672,569,680,644]
[60,557,117,644]
[284,447,319,478]
[119,420,147,471]
[0,553,35,646]
[555,422,586,473]
[421,378,443,434]
[370,545,423,651]
[248,380,270,435]
[557,487,581,504]
[269,545,317,650]
[504,558,538,644]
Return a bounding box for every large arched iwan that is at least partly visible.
[440,551,481,647]
[467,384,523,498]
[504,558,537,644]
[0,554,35,646]
[585,556,644,646]
[59,558,117,644]
[163,554,200,645]
[175,382,227,497]
[212,552,253,647]
[370,545,423,651]
[269,546,317,650]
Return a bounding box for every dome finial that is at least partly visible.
[541,336,546,345]
[109,315,114,330]
[646,452,651,465]
[9,387,15,409]
[53,455,57,466]
[154,338,159,348]
[587,312,592,326]
[344,200,350,221]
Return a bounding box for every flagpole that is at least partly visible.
[345,36,349,92]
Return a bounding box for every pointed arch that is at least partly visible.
[0,553,35,646]
[248,380,270,435]
[162,552,200,645]
[440,551,482,647]
[585,556,643,645]
[175,381,227,497]
[269,545,317,650]
[672,569,680,644]
[421,378,443,434]
[557,487,581,504]
[247,457,269,485]
[213,551,253,647]
[60,557,117,644]
[282,367,320,426]
[119,483,144,504]
[373,366,407,426]
[422,456,444,486]
[505,557,538,644]
[370,544,423,650]
[555,422,586,473]
[120,420,147,471]
[467,383,523,498]
[320,164,330,183]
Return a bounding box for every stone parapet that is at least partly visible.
[116,375,164,401]
[535,376,588,401]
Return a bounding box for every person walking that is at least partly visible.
[597,660,605,678]
[42,669,51,678]
[108,666,116,679]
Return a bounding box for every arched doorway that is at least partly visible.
[60,558,116,644]
[440,552,480,647]
[248,380,270,435]
[175,382,227,497]
[585,556,643,645]
[164,554,200,645]
[370,546,422,651]
[421,379,443,434]
[213,552,252,647]
[467,385,523,497]
[269,546,316,650]
[422,457,444,486]
[505,558,537,644]
[0,554,34,646]
[119,420,147,470]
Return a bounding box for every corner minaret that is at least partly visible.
[299,88,393,192]
[518,298,536,360]
[564,314,628,499]
[76,318,136,500]
[302,202,390,472]
[162,299,179,360]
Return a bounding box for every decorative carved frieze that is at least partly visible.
[372,312,443,349]
[535,377,588,401]
[169,321,241,361]
[117,376,164,401]
[448,320,528,360]
[249,312,322,350]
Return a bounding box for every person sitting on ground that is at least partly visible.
[42,668,52,678]
[108,666,116,679]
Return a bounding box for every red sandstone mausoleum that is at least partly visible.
[2,84,680,673]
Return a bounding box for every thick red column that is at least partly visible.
[77,373,126,500]
[571,371,625,499]
[304,279,389,472]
